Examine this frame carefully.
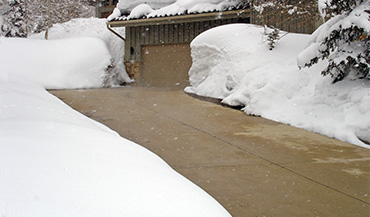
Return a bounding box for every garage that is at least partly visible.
[142,43,191,88]
[107,8,251,88]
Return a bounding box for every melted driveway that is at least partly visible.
[51,87,370,216]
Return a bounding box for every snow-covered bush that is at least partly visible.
[298,0,370,83]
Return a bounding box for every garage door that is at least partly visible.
[142,43,192,89]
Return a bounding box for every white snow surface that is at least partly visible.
[0,36,231,216]
[0,37,111,89]
[30,18,131,85]
[117,0,176,12]
[128,4,154,19]
[185,24,370,148]
[111,0,239,20]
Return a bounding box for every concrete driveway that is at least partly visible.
[50,86,369,217]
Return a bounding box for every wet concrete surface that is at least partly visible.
[50,86,370,217]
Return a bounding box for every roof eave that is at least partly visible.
[107,9,251,28]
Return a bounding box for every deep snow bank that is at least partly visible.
[30,18,131,85]
[185,24,370,148]
[0,37,231,216]
[0,37,111,89]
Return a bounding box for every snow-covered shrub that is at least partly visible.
[298,0,370,83]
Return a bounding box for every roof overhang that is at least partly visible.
[107,9,250,28]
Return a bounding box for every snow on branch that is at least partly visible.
[298,0,370,83]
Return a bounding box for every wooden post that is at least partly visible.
[44,0,50,40]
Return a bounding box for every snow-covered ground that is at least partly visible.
[0,36,230,217]
[185,24,370,148]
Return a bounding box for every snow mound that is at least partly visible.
[186,24,370,148]
[30,18,131,85]
[0,37,111,89]
[0,37,231,216]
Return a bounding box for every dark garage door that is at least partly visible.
[141,43,192,89]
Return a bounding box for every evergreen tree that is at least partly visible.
[298,0,370,82]
[0,0,27,37]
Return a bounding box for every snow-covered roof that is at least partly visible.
[108,0,249,22]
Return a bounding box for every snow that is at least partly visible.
[128,4,154,19]
[107,7,122,21]
[297,1,370,81]
[185,24,370,148]
[318,0,330,19]
[0,37,231,216]
[117,0,176,12]
[30,18,131,85]
[110,0,240,20]
[1,37,111,89]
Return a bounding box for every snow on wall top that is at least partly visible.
[108,0,247,21]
